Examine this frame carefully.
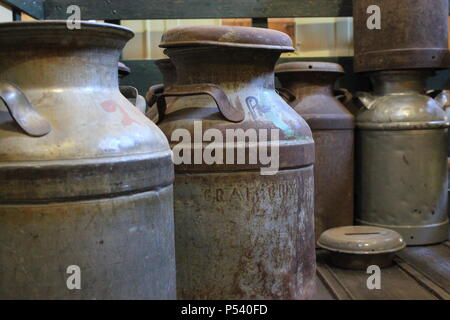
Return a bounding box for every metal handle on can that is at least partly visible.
[334,88,353,106]
[146,84,165,110]
[0,81,51,137]
[428,89,450,110]
[119,86,147,113]
[354,91,376,110]
[156,83,245,123]
[276,87,296,103]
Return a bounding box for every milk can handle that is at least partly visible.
[427,89,449,110]
[156,83,245,123]
[334,88,353,105]
[146,84,165,110]
[0,81,51,137]
[119,86,147,113]
[276,87,296,103]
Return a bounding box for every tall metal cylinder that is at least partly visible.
[276,62,354,243]
[355,70,449,245]
[0,21,176,299]
[155,25,316,299]
[353,0,450,72]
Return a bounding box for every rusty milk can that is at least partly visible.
[275,62,354,243]
[353,0,450,73]
[146,58,177,123]
[155,26,316,299]
[0,21,176,299]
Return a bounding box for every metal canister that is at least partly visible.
[0,21,176,299]
[155,26,316,299]
[355,70,449,245]
[275,62,354,243]
[353,0,450,73]
[146,59,177,123]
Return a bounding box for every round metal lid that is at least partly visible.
[275,62,344,74]
[317,226,406,255]
[160,25,294,52]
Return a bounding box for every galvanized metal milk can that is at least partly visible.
[353,0,450,245]
[353,0,450,73]
[154,26,316,299]
[355,70,449,245]
[0,21,176,299]
[275,62,354,243]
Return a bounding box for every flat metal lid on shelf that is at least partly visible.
[317,226,406,255]
[159,25,294,52]
[275,62,344,74]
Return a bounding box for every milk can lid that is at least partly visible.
[317,226,406,255]
[160,25,294,52]
[275,62,344,74]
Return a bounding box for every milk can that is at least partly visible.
[0,21,176,299]
[146,59,177,123]
[353,0,450,73]
[355,70,449,245]
[275,62,354,243]
[155,26,316,299]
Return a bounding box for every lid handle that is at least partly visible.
[0,81,51,137]
[119,86,147,113]
[156,83,245,123]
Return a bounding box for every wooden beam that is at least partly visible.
[1,0,44,19]
[44,0,353,20]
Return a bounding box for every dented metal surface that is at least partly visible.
[353,0,450,72]
[155,26,316,299]
[355,70,449,245]
[0,21,176,299]
[276,62,354,244]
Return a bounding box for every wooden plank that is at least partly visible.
[394,257,450,300]
[316,252,354,300]
[0,0,44,19]
[396,244,450,293]
[312,273,336,300]
[43,0,353,20]
[316,250,438,300]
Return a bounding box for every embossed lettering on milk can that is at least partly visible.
[155,26,316,299]
[276,62,355,243]
[355,70,449,245]
[0,21,176,299]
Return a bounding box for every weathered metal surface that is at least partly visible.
[317,226,406,270]
[146,59,177,123]
[353,0,450,72]
[155,26,316,299]
[356,70,449,245]
[0,21,176,299]
[0,81,51,137]
[119,86,147,113]
[276,62,354,243]
[175,169,315,299]
[43,0,353,20]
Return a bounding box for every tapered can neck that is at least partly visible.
[0,21,133,90]
[370,70,431,95]
[164,46,281,91]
